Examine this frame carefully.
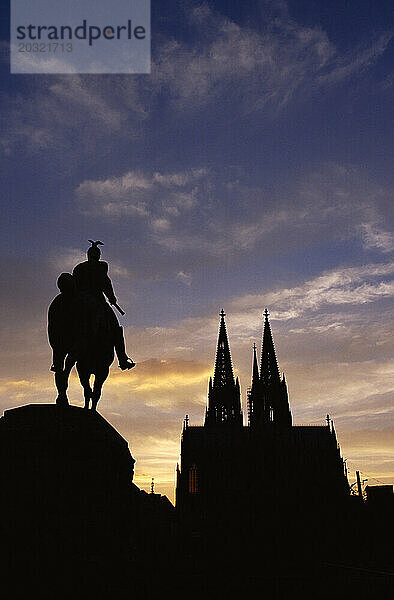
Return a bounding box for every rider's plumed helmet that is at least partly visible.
[87,240,104,261]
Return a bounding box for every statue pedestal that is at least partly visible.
[0,404,137,596]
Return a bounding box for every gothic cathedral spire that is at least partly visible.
[205,310,243,427]
[213,309,235,389]
[260,308,281,385]
[249,308,292,428]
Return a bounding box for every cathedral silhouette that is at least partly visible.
[176,309,352,579]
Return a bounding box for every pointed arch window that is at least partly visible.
[188,464,199,494]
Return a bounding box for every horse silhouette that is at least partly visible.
[48,283,116,411]
[75,303,115,411]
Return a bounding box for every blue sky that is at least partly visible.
[0,1,393,501]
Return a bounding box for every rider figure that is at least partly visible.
[72,240,135,371]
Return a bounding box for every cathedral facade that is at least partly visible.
[175,309,350,562]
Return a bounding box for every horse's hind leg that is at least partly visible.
[83,379,93,409]
[77,366,93,409]
[84,386,93,409]
[53,351,68,406]
[91,367,109,412]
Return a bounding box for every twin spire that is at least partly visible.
[204,307,292,429]
[260,308,281,386]
[212,309,235,389]
[250,309,281,390]
[205,309,242,427]
[249,308,292,428]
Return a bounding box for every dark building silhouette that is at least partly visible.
[365,484,394,507]
[174,309,387,596]
[177,308,348,528]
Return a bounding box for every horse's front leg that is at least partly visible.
[55,354,76,407]
[76,364,93,409]
[91,366,109,412]
[55,371,68,407]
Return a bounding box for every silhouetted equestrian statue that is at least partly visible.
[48,241,135,410]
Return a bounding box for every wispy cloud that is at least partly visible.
[0,75,146,155]
[152,2,391,113]
[76,168,207,222]
[231,262,394,319]
[176,271,192,287]
[317,32,393,86]
[360,223,394,254]
[1,2,391,156]
[74,162,392,269]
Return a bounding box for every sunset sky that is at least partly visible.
[0,0,393,503]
